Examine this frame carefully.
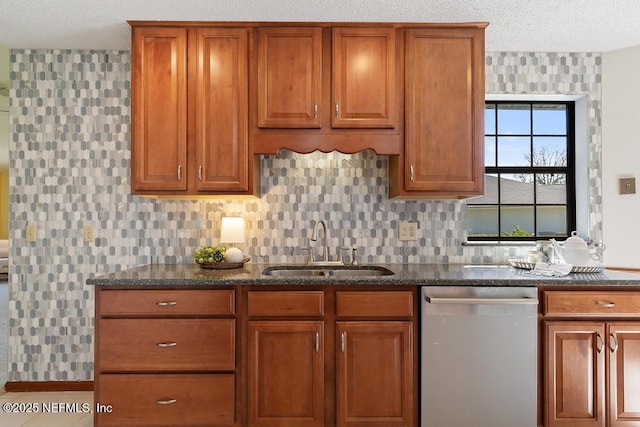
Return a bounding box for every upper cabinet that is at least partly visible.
[130,23,257,196]
[130,22,487,198]
[131,27,188,192]
[332,27,397,129]
[252,25,402,155]
[257,27,322,128]
[389,26,486,198]
[194,28,250,193]
[256,26,396,130]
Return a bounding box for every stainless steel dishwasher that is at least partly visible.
[421,286,538,427]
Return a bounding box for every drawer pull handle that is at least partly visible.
[157,342,177,348]
[596,333,604,354]
[156,301,177,307]
[595,301,616,308]
[341,331,346,353]
[610,333,619,354]
[156,399,177,405]
[315,332,320,353]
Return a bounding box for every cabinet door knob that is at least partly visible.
[156,399,177,405]
[156,342,177,348]
[156,301,177,307]
[177,165,182,181]
[610,333,619,353]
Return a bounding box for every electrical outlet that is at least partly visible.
[83,225,95,243]
[26,224,37,242]
[398,221,418,241]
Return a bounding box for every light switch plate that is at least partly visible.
[26,224,37,242]
[619,177,636,195]
[399,222,418,241]
[83,225,95,243]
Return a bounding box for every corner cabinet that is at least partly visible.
[389,26,486,198]
[542,291,640,427]
[130,23,257,196]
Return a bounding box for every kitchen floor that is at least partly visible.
[0,391,93,426]
[0,275,93,426]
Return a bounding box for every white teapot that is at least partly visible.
[550,231,606,266]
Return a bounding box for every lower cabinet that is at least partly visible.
[246,288,417,427]
[336,321,413,427]
[543,291,640,427]
[94,288,237,427]
[248,321,325,427]
[95,286,417,427]
[545,322,640,427]
[96,374,235,426]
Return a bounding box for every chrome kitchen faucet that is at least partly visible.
[310,219,329,263]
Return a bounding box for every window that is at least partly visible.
[467,101,576,242]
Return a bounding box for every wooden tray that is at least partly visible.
[198,257,250,269]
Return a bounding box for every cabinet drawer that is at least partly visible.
[98,289,235,316]
[96,373,234,426]
[248,291,324,317]
[97,319,235,371]
[544,291,640,317]
[336,291,414,318]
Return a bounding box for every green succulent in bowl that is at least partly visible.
[193,245,226,264]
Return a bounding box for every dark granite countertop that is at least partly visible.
[86,263,640,287]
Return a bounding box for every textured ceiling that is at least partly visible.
[0,0,640,52]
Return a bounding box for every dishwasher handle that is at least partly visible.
[425,296,538,305]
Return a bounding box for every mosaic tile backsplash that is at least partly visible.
[8,50,602,381]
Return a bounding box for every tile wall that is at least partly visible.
[7,50,601,381]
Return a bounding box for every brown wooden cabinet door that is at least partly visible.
[608,323,640,427]
[194,28,249,192]
[131,27,187,192]
[336,321,413,427]
[248,321,324,427]
[257,27,322,128]
[545,322,606,427]
[332,27,396,129]
[402,28,484,195]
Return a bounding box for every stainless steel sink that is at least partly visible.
[262,265,394,278]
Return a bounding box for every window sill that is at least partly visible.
[462,241,538,248]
